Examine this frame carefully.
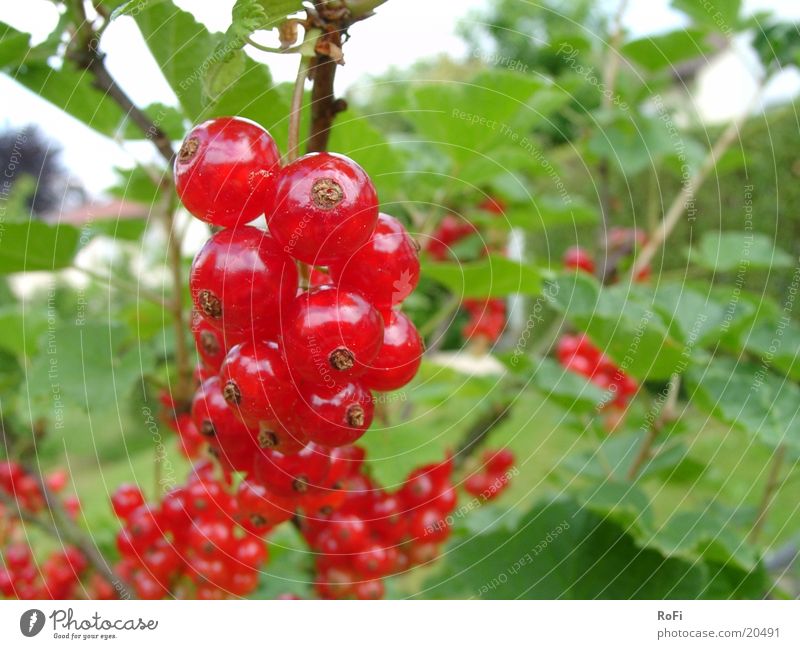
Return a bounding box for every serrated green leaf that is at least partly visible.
[423,498,766,598]
[687,231,794,272]
[686,357,800,451]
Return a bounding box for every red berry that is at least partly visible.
[235,537,268,569]
[361,310,422,392]
[111,483,146,520]
[175,116,280,228]
[254,443,331,496]
[267,152,378,264]
[483,448,515,474]
[329,213,419,312]
[563,246,595,274]
[190,226,298,338]
[219,341,292,425]
[188,518,237,558]
[192,311,235,372]
[235,478,294,531]
[191,377,256,450]
[284,287,384,383]
[126,504,164,553]
[298,381,374,447]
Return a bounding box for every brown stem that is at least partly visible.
[161,194,192,403]
[307,53,346,153]
[626,373,680,481]
[748,444,787,545]
[454,402,512,469]
[630,91,760,279]
[67,0,174,164]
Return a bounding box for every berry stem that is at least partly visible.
[66,0,175,164]
[626,373,680,481]
[629,87,762,280]
[161,193,193,403]
[288,54,311,163]
[748,444,788,545]
[454,402,512,469]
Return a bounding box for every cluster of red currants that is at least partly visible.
[113,462,267,600]
[424,198,508,344]
[464,448,515,500]
[557,334,637,409]
[298,449,456,599]
[0,462,110,599]
[173,116,423,488]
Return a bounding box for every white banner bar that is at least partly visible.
[0,600,797,648]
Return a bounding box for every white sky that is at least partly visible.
[1,0,799,194]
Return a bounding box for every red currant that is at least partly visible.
[254,442,331,496]
[175,116,280,228]
[329,213,419,312]
[190,226,298,338]
[298,381,374,447]
[110,483,145,521]
[284,287,384,383]
[362,310,422,392]
[563,246,595,274]
[219,340,292,425]
[266,152,378,265]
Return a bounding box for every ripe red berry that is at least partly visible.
[563,246,595,274]
[219,340,292,425]
[484,448,515,474]
[329,213,419,312]
[111,483,146,521]
[284,287,384,383]
[192,311,236,372]
[175,116,280,228]
[190,226,298,338]
[191,377,257,457]
[266,152,379,265]
[362,310,422,392]
[254,443,331,496]
[298,381,374,447]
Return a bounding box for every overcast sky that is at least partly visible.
[1,0,799,194]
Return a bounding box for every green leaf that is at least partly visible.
[686,357,800,451]
[671,0,741,32]
[424,498,766,598]
[753,22,800,71]
[0,21,31,69]
[202,56,290,150]
[738,315,800,381]
[122,102,186,140]
[134,1,216,120]
[588,112,676,175]
[687,231,794,271]
[651,282,731,348]
[422,254,543,298]
[406,71,545,166]
[23,322,156,425]
[0,222,81,273]
[503,196,598,230]
[622,29,712,71]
